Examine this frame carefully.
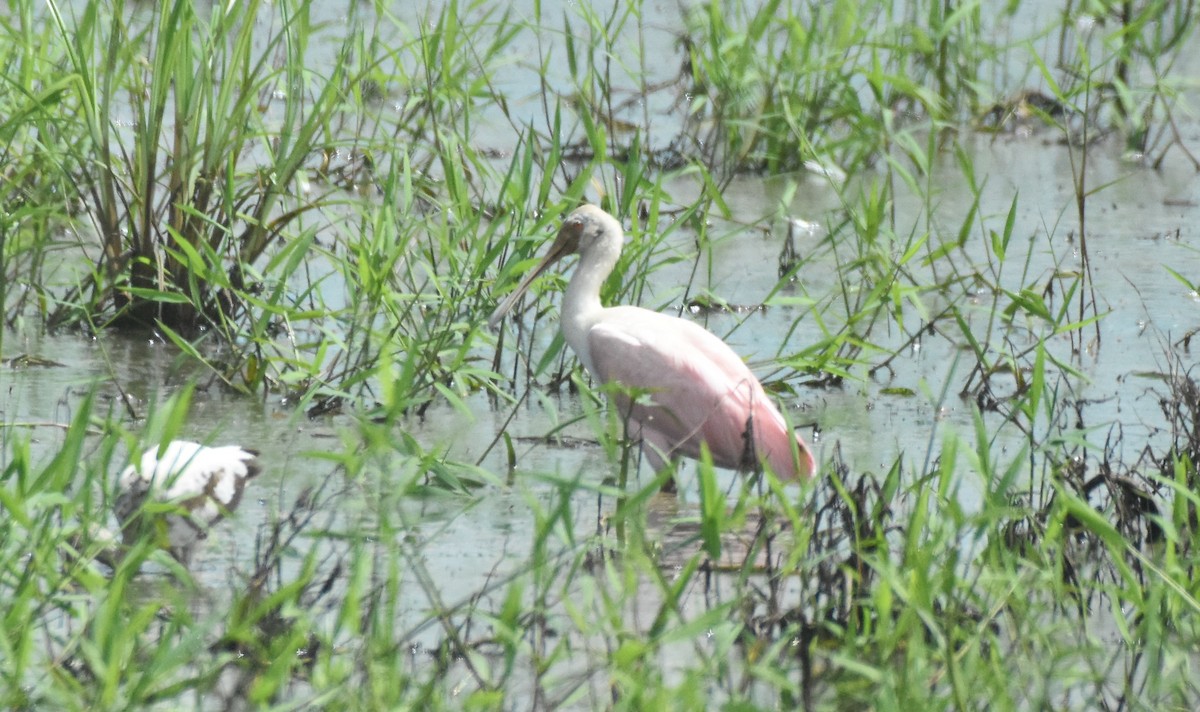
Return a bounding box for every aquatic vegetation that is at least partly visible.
[0,0,1198,708]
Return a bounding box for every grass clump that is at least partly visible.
[41,0,347,335]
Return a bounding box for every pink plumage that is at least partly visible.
[490,204,816,480]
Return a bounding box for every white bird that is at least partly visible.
[114,441,261,564]
[490,205,817,481]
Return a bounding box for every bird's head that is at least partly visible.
[556,204,624,258]
[488,204,625,327]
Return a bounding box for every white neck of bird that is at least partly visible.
[560,247,617,374]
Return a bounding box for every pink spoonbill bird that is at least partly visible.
[114,441,261,563]
[489,205,816,480]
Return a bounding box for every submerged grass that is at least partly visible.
[1,0,1199,708]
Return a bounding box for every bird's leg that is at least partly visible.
[659,466,678,494]
[739,408,760,474]
[639,431,680,493]
[613,391,680,493]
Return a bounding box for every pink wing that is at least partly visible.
[588,306,815,479]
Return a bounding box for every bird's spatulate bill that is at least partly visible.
[488,223,580,328]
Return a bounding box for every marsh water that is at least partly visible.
[4,0,1200,706]
[5,131,1198,694]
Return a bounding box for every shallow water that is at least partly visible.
[5,120,1196,703]
[5,0,1200,706]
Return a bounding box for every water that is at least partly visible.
[4,0,1200,706]
[5,76,1196,570]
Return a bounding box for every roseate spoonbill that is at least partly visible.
[489,205,816,480]
[114,441,261,563]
